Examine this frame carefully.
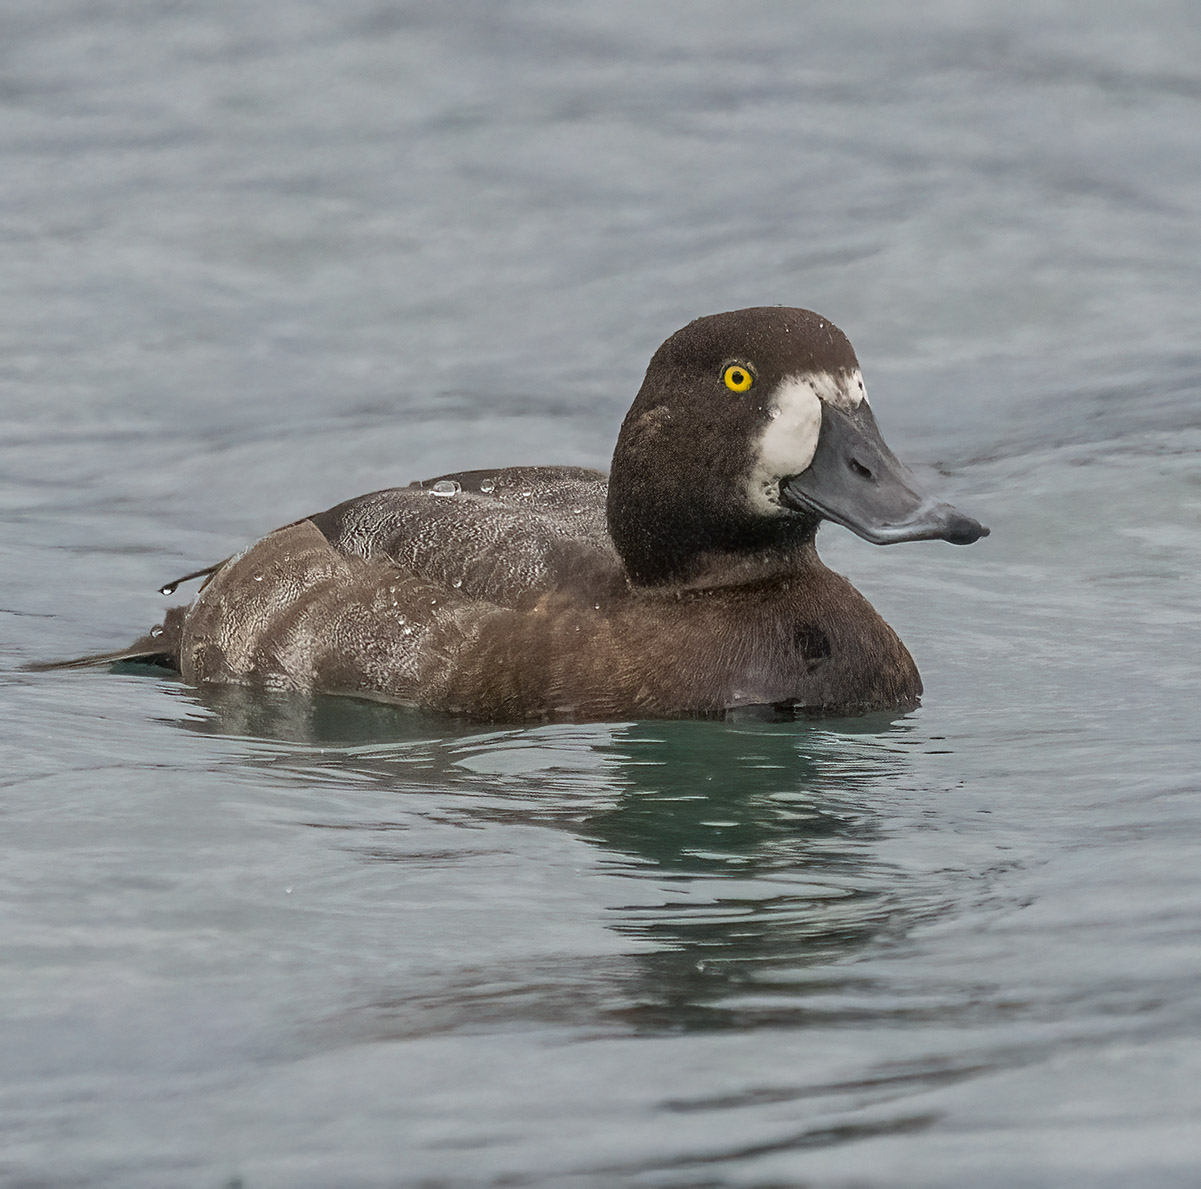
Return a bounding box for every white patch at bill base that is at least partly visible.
[744,370,867,513]
[807,368,866,411]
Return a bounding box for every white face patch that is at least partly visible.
[744,369,868,514]
[807,368,866,411]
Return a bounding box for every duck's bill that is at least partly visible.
[779,403,989,546]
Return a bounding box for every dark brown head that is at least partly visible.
[606,307,988,586]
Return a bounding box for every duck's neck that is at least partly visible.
[659,536,825,592]
[606,487,821,590]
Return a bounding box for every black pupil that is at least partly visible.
[731,370,744,385]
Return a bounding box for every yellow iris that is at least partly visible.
[723,364,754,392]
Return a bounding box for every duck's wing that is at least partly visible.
[307,465,625,607]
[170,468,624,710]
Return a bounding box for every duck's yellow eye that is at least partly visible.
[723,364,754,392]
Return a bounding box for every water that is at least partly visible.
[3,1,1200,1184]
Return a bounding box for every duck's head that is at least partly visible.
[606,307,989,587]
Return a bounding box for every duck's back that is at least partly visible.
[309,466,621,607]
[176,465,640,714]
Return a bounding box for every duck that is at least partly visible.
[47,307,988,722]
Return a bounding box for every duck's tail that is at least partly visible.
[24,605,186,673]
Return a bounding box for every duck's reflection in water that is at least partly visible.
[582,717,916,1032]
[179,683,922,1036]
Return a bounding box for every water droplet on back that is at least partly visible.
[429,479,461,497]
[451,578,463,589]
[479,479,496,494]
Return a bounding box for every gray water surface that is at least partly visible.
[3,2,1201,1185]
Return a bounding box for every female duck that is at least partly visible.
[67,307,988,721]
